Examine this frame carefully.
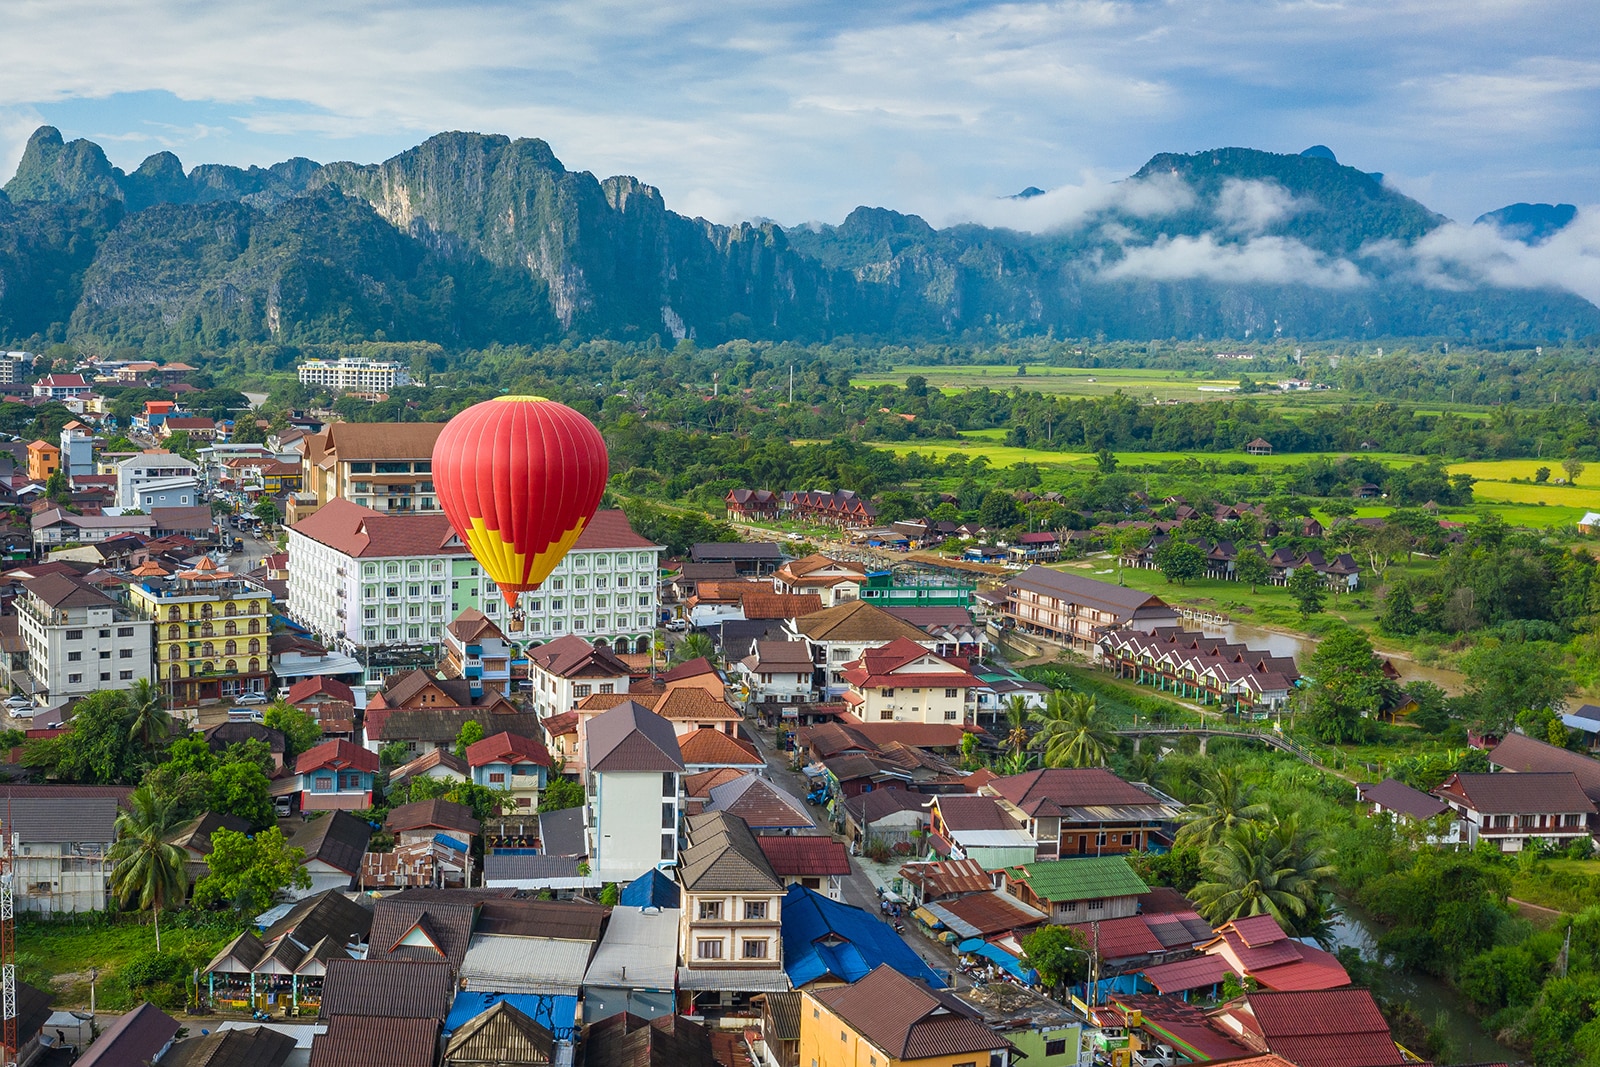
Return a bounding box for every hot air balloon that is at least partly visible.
[432,396,609,629]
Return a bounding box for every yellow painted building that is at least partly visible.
[800,965,1011,1067]
[127,557,272,707]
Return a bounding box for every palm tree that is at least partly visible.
[1029,690,1116,768]
[1190,814,1336,937]
[127,680,171,755]
[1176,764,1269,848]
[1001,695,1031,757]
[107,786,190,951]
[673,632,722,670]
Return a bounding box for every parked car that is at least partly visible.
[234,692,268,705]
[665,619,688,632]
[4,695,31,709]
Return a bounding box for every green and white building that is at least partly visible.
[287,499,663,657]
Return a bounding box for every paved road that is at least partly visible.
[741,716,969,988]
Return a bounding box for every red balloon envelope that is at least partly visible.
[432,396,609,608]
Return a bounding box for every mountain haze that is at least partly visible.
[2,126,1595,352]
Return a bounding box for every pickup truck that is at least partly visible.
[1134,1046,1180,1067]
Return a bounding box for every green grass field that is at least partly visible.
[17,914,238,1009]
[852,364,1249,400]
[878,434,1425,472]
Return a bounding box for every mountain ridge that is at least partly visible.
[2,126,1595,351]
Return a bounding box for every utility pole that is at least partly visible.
[789,365,794,404]
[2,819,16,1067]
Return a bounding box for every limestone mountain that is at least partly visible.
[1,126,1595,352]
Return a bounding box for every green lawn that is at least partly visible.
[16,913,239,1010]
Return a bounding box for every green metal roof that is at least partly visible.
[1009,857,1149,902]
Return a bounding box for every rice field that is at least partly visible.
[851,364,1249,401]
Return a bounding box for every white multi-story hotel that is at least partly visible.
[17,573,154,705]
[297,358,415,393]
[286,499,663,654]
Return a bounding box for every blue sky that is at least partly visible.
[1,0,1597,228]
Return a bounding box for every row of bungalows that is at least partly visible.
[1098,626,1300,715]
[780,489,879,528]
[1121,536,1362,591]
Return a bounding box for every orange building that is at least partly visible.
[26,439,61,481]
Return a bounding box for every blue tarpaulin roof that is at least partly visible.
[444,992,578,1039]
[781,884,944,989]
[620,869,681,909]
[958,939,1038,984]
[433,833,468,853]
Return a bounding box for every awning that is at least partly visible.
[960,940,1038,984]
[675,968,792,992]
[921,902,981,941]
[912,906,944,929]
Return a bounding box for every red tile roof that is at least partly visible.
[755,834,851,877]
[653,687,741,722]
[841,637,980,690]
[678,727,764,767]
[290,497,463,559]
[1071,915,1165,960]
[296,739,378,776]
[527,634,632,678]
[985,767,1160,816]
[661,657,718,683]
[1141,953,1231,994]
[288,676,356,706]
[465,730,552,768]
[1245,989,1402,1067]
[571,508,660,550]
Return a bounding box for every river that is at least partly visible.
[1322,904,1524,1065]
[1202,618,1467,695]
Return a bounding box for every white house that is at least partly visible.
[58,421,95,478]
[0,793,118,913]
[839,637,981,724]
[772,554,867,607]
[735,640,817,707]
[585,701,685,883]
[133,477,202,510]
[1434,771,1595,853]
[526,635,633,719]
[17,572,154,705]
[116,453,200,508]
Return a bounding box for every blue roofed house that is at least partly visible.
[780,883,945,991]
[1562,703,1600,753]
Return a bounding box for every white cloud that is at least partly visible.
[938,172,1196,233]
[1214,179,1307,234]
[1102,233,1367,289]
[1364,208,1600,304]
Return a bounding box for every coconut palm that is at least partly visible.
[1176,764,1269,848]
[673,631,722,670]
[1029,690,1116,768]
[127,679,172,755]
[107,786,190,951]
[1190,814,1336,937]
[1001,694,1031,757]
[994,749,1037,777]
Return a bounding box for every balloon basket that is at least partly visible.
[508,614,525,633]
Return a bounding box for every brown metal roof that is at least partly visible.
[985,767,1162,816]
[933,795,1022,832]
[811,964,1007,1060]
[366,898,477,969]
[586,701,685,773]
[899,858,991,900]
[77,1003,181,1067]
[795,600,934,644]
[582,1011,716,1067]
[1490,731,1600,801]
[310,1015,440,1067]
[318,958,457,1020]
[754,835,851,877]
[679,810,782,892]
[1357,778,1449,821]
[1436,771,1595,814]
[475,898,606,942]
[287,810,372,875]
[386,798,482,837]
[164,1025,297,1067]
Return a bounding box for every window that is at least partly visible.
[1121,833,1134,846]
[696,940,723,959]
[742,939,768,959]
[663,772,677,797]
[65,629,82,640]
[744,901,767,920]
[1046,1039,1068,1057]
[117,626,133,637]
[599,683,614,695]
[119,670,133,680]
[67,651,81,662]
[663,804,676,829]
[1088,898,1105,913]
[801,877,821,890]
[944,709,958,720]
[315,776,333,790]
[945,688,958,698]
[551,599,564,611]
[574,684,592,698]
[883,688,895,697]
[661,833,676,860]
[489,772,505,784]
[699,901,723,920]
[68,673,82,683]
[120,648,132,658]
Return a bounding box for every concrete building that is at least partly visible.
[585,701,685,882]
[442,609,511,696]
[787,600,939,699]
[132,477,201,510]
[117,452,200,508]
[31,373,89,401]
[59,420,95,477]
[839,638,981,724]
[0,350,31,386]
[676,810,788,1000]
[302,421,443,513]
[526,635,632,718]
[298,358,415,393]
[0,791,119,913]
[1002,566,1180,652]
[287,500,662,653]
[17,572,154,704]
[735,640,817,707]
[25,439,59,481]
[800,965,1009,1067]
[127,557,272,707]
